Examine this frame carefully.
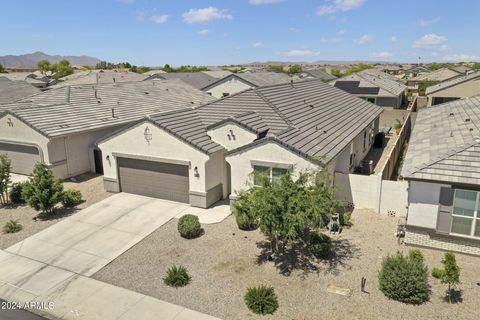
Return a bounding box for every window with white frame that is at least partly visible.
[451,189,480,237]
[253,165,288,186]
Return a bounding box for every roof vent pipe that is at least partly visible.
[94,89,97,99]
[112,108,115,118]
[290,79,294,87]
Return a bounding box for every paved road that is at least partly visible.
[0,300,47,320]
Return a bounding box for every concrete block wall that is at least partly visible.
[405,227,480,256]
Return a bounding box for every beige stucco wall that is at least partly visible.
[0,113,50,163]
[98,120,213,195]
[406,180,449,229]
[205,78,253,99]
[427,79,480,106]
[226,141,320,197]
[207,123,257,151]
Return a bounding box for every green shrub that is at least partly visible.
[22,163,63,214]
[244,285,278,315]
[308,232,332,259]
[61,189,83,208]
[232,191,258,230]
[3,220,22,234]
[10,182,27,204]
[163,265,191,288]
[378,250,430,304]
[431,267,445,279]
[177,214,202,239]
[339,212,352,227]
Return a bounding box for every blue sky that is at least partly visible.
[1,0,480,66]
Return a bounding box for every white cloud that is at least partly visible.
[253,41,264,48]
[284,50,319,57]
[289,27,301,32]
[336,29,348,35]
[370,51,394,59]
[391,36,397,42]
[320,37,342,43]
[182,7,232,24]
[419,16,440,27]
[116,0,134,4]
[354,34,373,45]
[412,33,447,48]
[150,14,169,24]
[249,0,283,4]
[442,54,480,62]
[197,29,209,35]
[439,44,449,51]
[317,0,366,16]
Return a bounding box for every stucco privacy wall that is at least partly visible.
[205,78,252,99]
[207,123,257,151]
[334,172,408,216]
[98,120,224,206]
[0,113,49,163]
[226,141,320,198]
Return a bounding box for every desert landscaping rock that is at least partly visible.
[94,210,480,320]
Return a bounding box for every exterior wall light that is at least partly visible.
[194,166,200,177]
[144,126,152,142]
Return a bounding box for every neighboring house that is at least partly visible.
[51,70,148,88]
[362,68,405,83]
[145,72,218,90]
[401,96,480,255]
[98,79,382,208]
[407,68,464,91]
[0,80,215,177]
[329,71,406,108]
[0,77,40,104]
[202,72,292,99]
[425,71,480,106]
[450,65,472,75]
[298,69,336,82]
[405,65,431,78]
[201,70,232,79]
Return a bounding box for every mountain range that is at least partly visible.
[0,51,101,68]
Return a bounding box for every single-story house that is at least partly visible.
[51,70,149,88]
[425,71,480,106]
[0,77,40,104]
[401,95,480,255]
[202,72,292,99]
[298,69,337,82]
[329,71,406,108]
[407,67,465,91]
[145,72,218,91]
[98,79,383,208]
[405,65,431,78]
[0,80,215,177]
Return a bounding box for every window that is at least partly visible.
[365,97,375,104]
[253,165,288,186]
[451,189,480,237]
[363,131,367,151]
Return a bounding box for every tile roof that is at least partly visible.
[146,72,218,89]
[147,79,383,160]
[425,71,480,95]
[409,68,462,82]
[234,72,292,87]
[401,95,480,186]
[329,71,406,96]
[0,77,40,104]
[50,70,148,88]
[303,69,337,81]
[362,68,405,83]
[1,80,215,138]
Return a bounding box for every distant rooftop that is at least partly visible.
[0,77,40,105]
[51,70,148,88]
[425,71,480,95]
[146,72,218,90]
[330,71,406,96]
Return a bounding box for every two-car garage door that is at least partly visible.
[0,142,40,175]
[117,157,189,203]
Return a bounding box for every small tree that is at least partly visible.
[440,252,460,303]
[51,59,74,79]
[0,155,12,205]
[37,59,51,75]
[22,163,63,214]
[288,64,302,75]
[0,63,8,73]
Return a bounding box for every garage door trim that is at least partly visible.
[0,139,44,161]
[113,152,190,166]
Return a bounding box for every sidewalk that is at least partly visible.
[0,250,221,320]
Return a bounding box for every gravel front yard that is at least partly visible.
[0,173,112,249]
[93,210,480,320]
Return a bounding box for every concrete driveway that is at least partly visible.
[6,193,191,276]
